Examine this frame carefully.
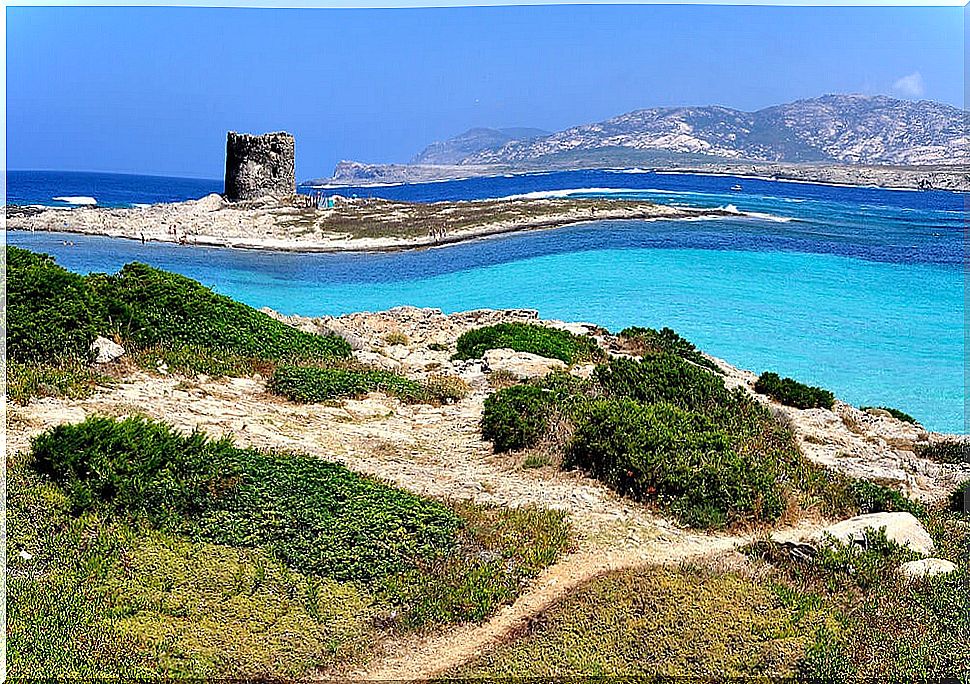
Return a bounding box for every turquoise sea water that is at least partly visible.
[6,170,966,433]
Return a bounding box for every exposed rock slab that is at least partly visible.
[811,512,935,556]
[898,558,958,580]
[482,348,567,379]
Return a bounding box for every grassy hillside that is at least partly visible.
[9,415,570,678]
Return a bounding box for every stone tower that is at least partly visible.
[224,131,295,201]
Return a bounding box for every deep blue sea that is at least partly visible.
[6,169,966,433]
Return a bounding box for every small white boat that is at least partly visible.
[730,184,743,192]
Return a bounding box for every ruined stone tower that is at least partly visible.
[224,131,295,201]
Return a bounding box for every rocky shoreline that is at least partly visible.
[5,194,735,254]
[263,305,969,504]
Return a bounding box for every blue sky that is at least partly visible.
[6,5,964,180]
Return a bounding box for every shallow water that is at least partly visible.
[7,169,965,432]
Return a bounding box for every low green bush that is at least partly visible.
[12,413,574,677]
[746,512,970,680]
[5,246,106,362]
[481,385,561,453]
[454,322,602,364]
[565,399,784,527]
[269,365,428,404]
[859,405,918,424]
[618,326,720,372]
[848,479,926,518]
[93,262,351,361]
[754,372,835,410]
[30,416,462,583]
[5,249,353,403]
[595,354,727,412]
[915,440,969,464]
[480,374,589,453]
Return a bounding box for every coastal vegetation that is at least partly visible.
[745,511,970,680]
[480,345,920,528]
[454,322,604,364]
[270,365,429,404]
[915,440,969,465]
[8,246,965,679]
[9,415,570,678]
[754,371,836,410]
[269,365,470,405]
[5,246,351,402]
[618,325,721,372]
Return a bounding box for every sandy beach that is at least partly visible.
[6,194,738,253]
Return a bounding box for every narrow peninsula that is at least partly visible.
[6,195,736,253]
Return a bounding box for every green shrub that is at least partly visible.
[915,440,969,464]
[454,322,602,364]
[269,365,428,404]
[5,246,106,362]
[92,262,350,361]
[859,405,918,424]
[849,479,926,518]
[618,326,720,372]
[748,513,970,680]
[754,372,835,410]
[481,385,560,453]
[595,354,727,411]
[565,399,784,527]
[30,416,462,583]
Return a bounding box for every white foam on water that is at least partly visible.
[53,196,97,206]
[493,187,706,201]
[717,204,793,223]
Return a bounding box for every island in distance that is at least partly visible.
[312,94,969,191]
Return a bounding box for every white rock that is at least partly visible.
[90,336,125,363]
[812,512,935,556]
[898,558,957,580]
[193,193,226,212]
[18,550,33,561]
[482,348,567,379]
[355,351,402,371]
[570,363,597,379]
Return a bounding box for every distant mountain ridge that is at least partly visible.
[443,95,968,167]
[411,127,550,165]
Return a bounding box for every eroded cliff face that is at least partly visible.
[224,131,295,201]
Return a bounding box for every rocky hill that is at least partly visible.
[411,127,549,165]
[461,95,968,167]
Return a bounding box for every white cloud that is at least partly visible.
[892,72,925,99]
